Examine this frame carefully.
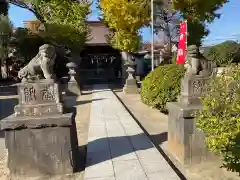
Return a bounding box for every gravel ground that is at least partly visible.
[0,148,9,180]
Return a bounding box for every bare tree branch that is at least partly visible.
[7,0,45,22]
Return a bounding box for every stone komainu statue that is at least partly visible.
[185,45,214,77]
[18,44,57,82]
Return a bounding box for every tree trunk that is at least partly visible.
[165,22,172,63]
[1,64,7,79]
[8,1,45,23]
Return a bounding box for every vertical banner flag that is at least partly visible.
[176,21,187,64]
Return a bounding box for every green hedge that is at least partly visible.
[195,64,240,172]
[140,64,185,112]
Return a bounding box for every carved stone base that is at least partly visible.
[14,103,63,116]
[66,81,81,96]
[1,113,79,180]
[123,78,139,94]
[16,79,63,116]
[166,102,217,165]
[179,75,211,105]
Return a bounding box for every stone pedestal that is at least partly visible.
[66,62,81,96]
[0,79,78,179]
[66,81,81,96]
[166,102,216,165]
[123,63,139,94]
[167,74,216,165]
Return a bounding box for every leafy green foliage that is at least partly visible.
[107,30,141,52]
[38,0,90,51]
[99,0,150,52]
[9,0,45,22]
[11,28,46,64]
[0,15,13,64]
[195,65,240,173]
[39,23,89,51]
[172,0,228,22]
[10,0,91,51]
[0,0,8,15]
[186,20,209,46]
[205,41,240,67]
[140,64,185,112]
[172,0,228,46]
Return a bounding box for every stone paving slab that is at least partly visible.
[84,84,181,180]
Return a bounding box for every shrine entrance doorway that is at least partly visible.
[79,45,122,84]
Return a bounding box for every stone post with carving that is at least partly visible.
[0,79,79,179]
[166,45,217,165]
[122,51,139,94]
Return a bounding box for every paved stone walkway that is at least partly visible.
[84,85,180,180]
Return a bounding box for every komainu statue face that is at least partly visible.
[39,44,56,59]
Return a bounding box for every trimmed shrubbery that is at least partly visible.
[195,64,240,173]
[140,64,185,113]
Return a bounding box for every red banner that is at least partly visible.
[176,21,187,64]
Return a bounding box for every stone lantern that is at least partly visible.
[122,52,139,94]
[66,62,77,82]
[66,61,81,96]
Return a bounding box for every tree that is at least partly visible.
[153,0,180,52]
[11,27,46,63]
[0,15,13,79]
[0,0,8,15]
[9,0,90,23]
[172,0,229,46]
[38,0,90,51]
[205,40,240,66]
[0,15,12,61]
[99,0,150,53]
[9,0,91,51]
[9,0,45,22]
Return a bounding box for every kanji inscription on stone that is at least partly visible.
[42,84,55,101]
[23,86,36,103]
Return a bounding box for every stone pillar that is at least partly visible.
[66,62,81,96]
[167,75,216,165]
[0,79,79,179]
[121,51,128,80]
[166,45,217,165]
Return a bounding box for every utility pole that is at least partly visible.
[151,0,154,71]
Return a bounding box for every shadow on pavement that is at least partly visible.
[110,89,186,180]
[83,132,186,180]
[0,82,18,96]
[152,131,168,145]
[0,97,18,138]
[63,93,93,173]
[0,98,18,120]
[75,98,104,106]
[0,131,4,138]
